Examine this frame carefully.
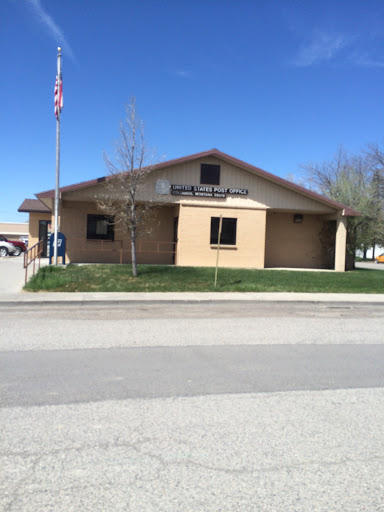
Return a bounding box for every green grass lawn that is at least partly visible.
[23,264,384,293]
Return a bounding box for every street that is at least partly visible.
[1,301,384,352]
[1,302,384,511]
[2,343,384,407]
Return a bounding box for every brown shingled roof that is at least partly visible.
[35,149,360,216]
[18,198,51,213]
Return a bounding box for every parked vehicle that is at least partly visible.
[0,235,27,256]
[375,253,384,264]
[0,240,17,257]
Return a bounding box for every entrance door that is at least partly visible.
[38,220,50,257]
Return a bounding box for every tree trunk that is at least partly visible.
[346,224,356,270]
[130,200,138,277]
[131,229,137,277]
[363,248,367,260]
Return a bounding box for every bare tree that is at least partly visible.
[98,98,158,277]
[366,142,384,171]
[300,146,379,262]
[366,142,384,255]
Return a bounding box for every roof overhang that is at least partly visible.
[18,199,52,213]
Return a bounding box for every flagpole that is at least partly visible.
[53,47,62,265]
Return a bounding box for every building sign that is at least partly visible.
[171,185,248,198]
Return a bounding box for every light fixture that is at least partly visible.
[294,214,303,224]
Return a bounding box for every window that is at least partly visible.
[87,214,114,240]
[201,164,220,185]
[210,217,237,245]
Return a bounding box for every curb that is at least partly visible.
[1,292,384,307]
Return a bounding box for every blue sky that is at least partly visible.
[1,0,383,222]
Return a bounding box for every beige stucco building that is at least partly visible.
[0,222,28,241]
[19,149,359,271]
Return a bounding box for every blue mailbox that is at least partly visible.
[49,232,66,265]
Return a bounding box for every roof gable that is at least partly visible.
[35,149,359,216]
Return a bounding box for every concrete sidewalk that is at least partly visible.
[0,256,49,294]
[1,291,384,306]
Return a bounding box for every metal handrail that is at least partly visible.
[21,238,177,273]
[23,240,43,284]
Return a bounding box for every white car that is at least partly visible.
[0,240,17,257]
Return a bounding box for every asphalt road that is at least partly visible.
[2,344,384,408]
[1,302,384,352]
[1,302,384,511]
[356,261,384,270]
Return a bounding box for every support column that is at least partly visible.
[175,204,184,266]
[334,216,347,272]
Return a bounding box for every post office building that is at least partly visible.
[19,149,359,271]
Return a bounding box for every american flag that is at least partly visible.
[54,74,63,119]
